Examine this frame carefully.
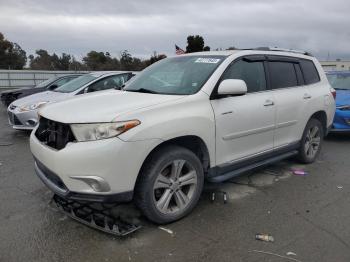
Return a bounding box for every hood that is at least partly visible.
[39,90,185,123]
[12,91,70,107]
[335,89,350,107]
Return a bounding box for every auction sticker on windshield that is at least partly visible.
[195,58,221,63]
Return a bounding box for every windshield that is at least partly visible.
[124,55,226,95]
[327,73,350,90]
[35,77,57,88]
[54,74,97,93]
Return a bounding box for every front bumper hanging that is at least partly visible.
[52,194,141,236]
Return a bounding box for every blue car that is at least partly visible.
[326,71,350,132]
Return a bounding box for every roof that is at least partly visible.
[178,48,314,60]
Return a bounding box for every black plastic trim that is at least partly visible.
[207,141,300,182]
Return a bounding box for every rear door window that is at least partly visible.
[300,59,320,85]
[268,61,298,89]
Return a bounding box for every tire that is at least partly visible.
[135,145,204,224]
[298,118,324,164]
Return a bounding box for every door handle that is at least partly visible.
[264,99,274,106]
[303,93,312,99]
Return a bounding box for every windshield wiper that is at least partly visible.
[335,88,349,90]
[125,88,159,94]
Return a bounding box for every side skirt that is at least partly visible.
[207,142,300,183]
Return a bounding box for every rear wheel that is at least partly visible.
[298,118,324,163]
[135,145,204,224]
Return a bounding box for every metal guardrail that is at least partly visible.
[0,70,90,89]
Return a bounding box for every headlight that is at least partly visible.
[70,120,141,142]
[19,101,48,112]
[336,105,350,110]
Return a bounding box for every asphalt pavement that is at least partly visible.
[1,106,350,262]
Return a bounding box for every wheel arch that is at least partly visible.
[136,135,211,184]
[309,110,328,136]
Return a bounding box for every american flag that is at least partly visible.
[175,45,185,55]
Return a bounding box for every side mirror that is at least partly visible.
[83,87,89,94]
[217,79,247,96]
[48,84,58,90]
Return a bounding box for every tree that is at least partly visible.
[120,50,133,70]
[69,56,86,71]
[29,49,54,70]
[144,52,167,67]
[186,35,210,53]
[82,51,120,70]
[0,32,27,69]
[83,51,108,70]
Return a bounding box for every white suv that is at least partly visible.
[30,49,336,224]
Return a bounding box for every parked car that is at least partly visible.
[1,74,82,107]
[30,48,335,228]
[8,71,135,130]
[326,71,350,132]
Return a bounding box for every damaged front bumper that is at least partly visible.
[34,158,134,203]
[35,159,141,236]
[53,194,141,236]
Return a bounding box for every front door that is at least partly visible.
[210,57,276,166]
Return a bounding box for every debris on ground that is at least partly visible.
[337,185,343,189]
[291,169,308,176]
[211,191,228,204]
[287,251,297,256]
[249,250,302,262]
[158,226,174,235]
[255,233,274,242]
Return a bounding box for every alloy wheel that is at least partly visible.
[304,126,321,158]
[153,159,198,215]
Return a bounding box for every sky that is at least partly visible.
[1,0,350,61]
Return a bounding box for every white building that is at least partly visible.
[320,60,350,71]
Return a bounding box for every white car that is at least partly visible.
[30,48,336,225]
[7,71,135,130]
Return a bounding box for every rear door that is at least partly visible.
[211,56,276,165]
[266,56,310,148]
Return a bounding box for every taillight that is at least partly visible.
[330,88,336,99]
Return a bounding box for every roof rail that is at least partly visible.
[252,47,313,56]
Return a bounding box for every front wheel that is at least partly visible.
[298,118,324,164]
[135,145,204,224]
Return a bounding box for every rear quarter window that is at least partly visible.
[300,59,320,85]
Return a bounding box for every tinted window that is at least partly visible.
[300,60,320,85]
[222,59,266,93]
[269,62,298,89]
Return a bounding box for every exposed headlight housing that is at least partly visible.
[19,101,48,112]
[70,120,141,142]
[336,105,350,110]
